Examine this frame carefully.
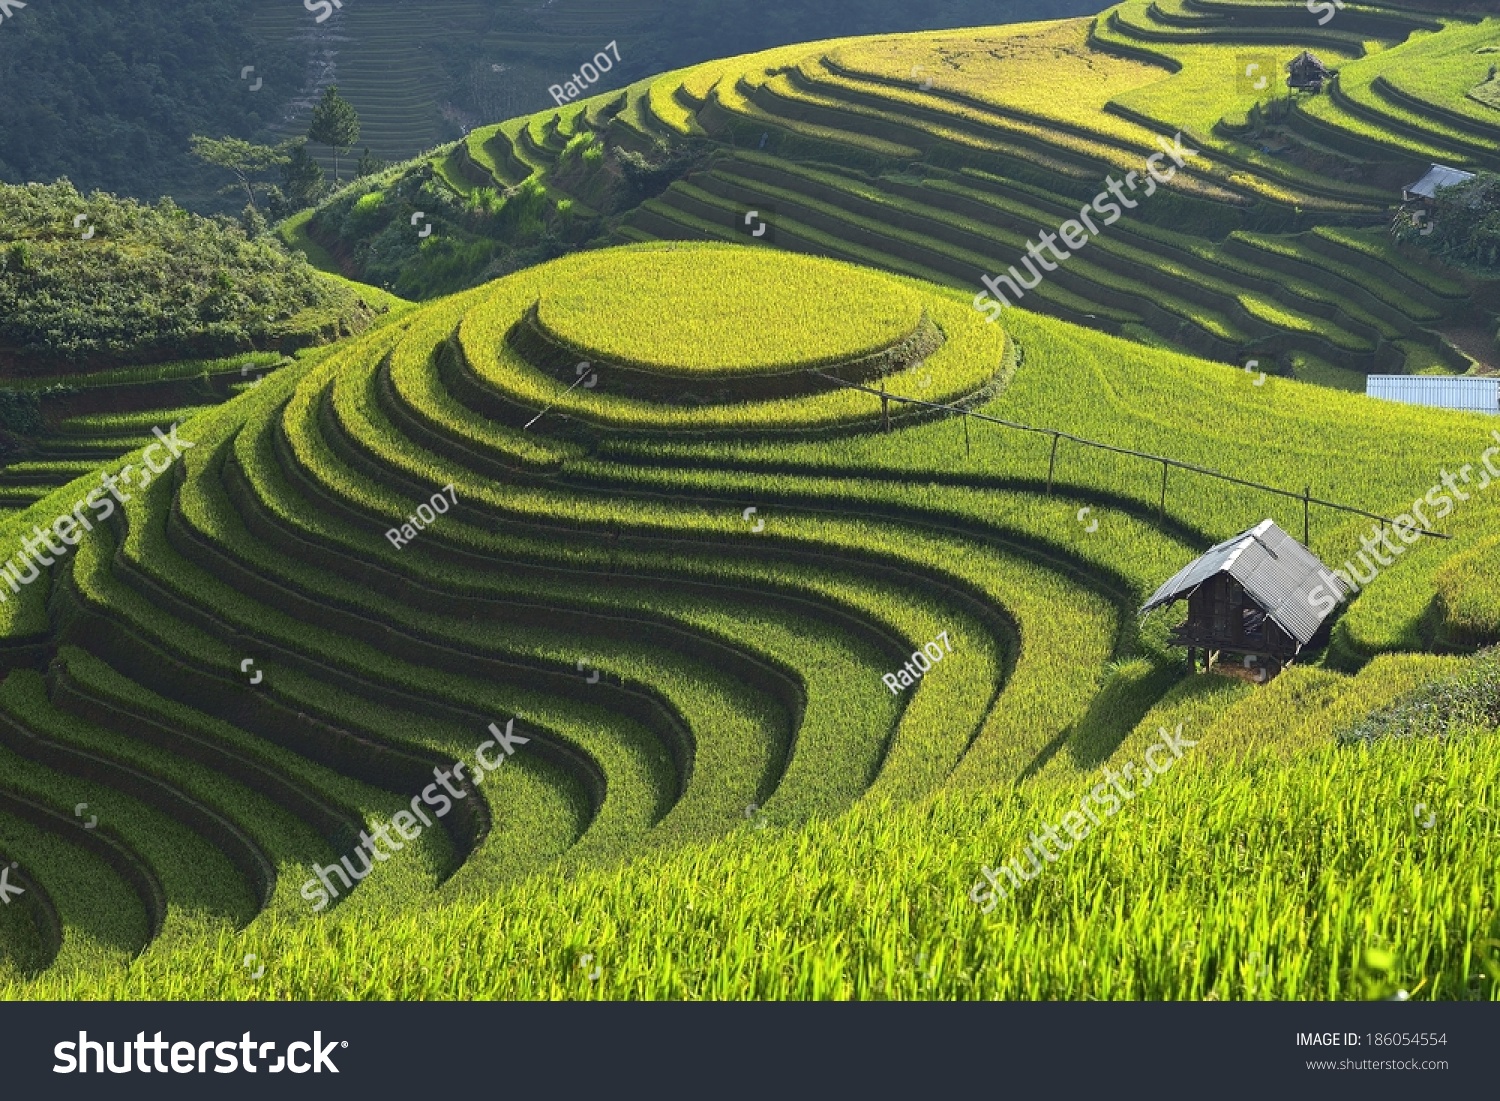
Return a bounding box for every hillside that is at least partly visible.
[0,0,308,212]
[0,182,386,371]
[292,3,1500,387]
[1,3,1498,1006]
[0,181,400,509]
[0,0,1101,210]
[0,238,1495,997]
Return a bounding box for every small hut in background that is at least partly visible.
[1140,520,1348,681]
[1287,51,1336,93]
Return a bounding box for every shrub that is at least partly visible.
[0,181,375,372]
[1339,648,1500,743]
[1399,172,1500,273]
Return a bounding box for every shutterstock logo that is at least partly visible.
[1307,0,1345,26]
[0,0,29,26]
[54,1032,346,1074]
[304,0,343,23]
[734,203,777,243]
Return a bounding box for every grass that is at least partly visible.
[2,353,284,393]
[454,243,1005,433]
[1,241,1497,997]
[280,5,1476,378]
[632,301,1500,656]
[278,210,341,276]
[10,712,1498,999]
[1358,18,1500,131]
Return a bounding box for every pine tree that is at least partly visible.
[282,141,327,208]
[188,135,289,210]
[308,86,360,184]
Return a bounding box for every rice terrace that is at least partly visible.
[3,0,1500,1026]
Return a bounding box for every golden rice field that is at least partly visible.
[533,246,925,374]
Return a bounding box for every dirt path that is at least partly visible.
[1438,326,1499,375]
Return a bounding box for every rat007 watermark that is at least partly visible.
[386,484,458,549]
[550,40,621,105]
[882,631,955,695]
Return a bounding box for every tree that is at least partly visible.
[308,86,360,185]
[357,147,385,179]
[281,141,327,208]
[240,203,268,238]
[1400,172,1500,273]
[5,243,33,275]
[189,135,291,211]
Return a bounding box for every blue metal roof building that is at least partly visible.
[1366,375,1500,416]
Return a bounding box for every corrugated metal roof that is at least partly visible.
[1405,164,1476,200]
[1366,375,1500,415]
[1140,520,1348,647]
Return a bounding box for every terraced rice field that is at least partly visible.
[248,0,660,177]
[0,240,1496,999]
[389,3,1493,390]
[249,0,489,175]
[5,3,1500,1003]
[0,355,289,516]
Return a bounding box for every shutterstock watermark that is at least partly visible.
[1308,0,1344,26]
[1307,430,1500,616]
[969,723,1197,912]
[301,719,529,910]
[303,0,344,23]
[55,1032,344,1074]
[973,133,1200,321]
[0,0,29,28]
[0,425,193,602]
[0,861,22,904]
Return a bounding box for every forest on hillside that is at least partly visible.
[0,0,1104,210]
[0,182,377,371]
